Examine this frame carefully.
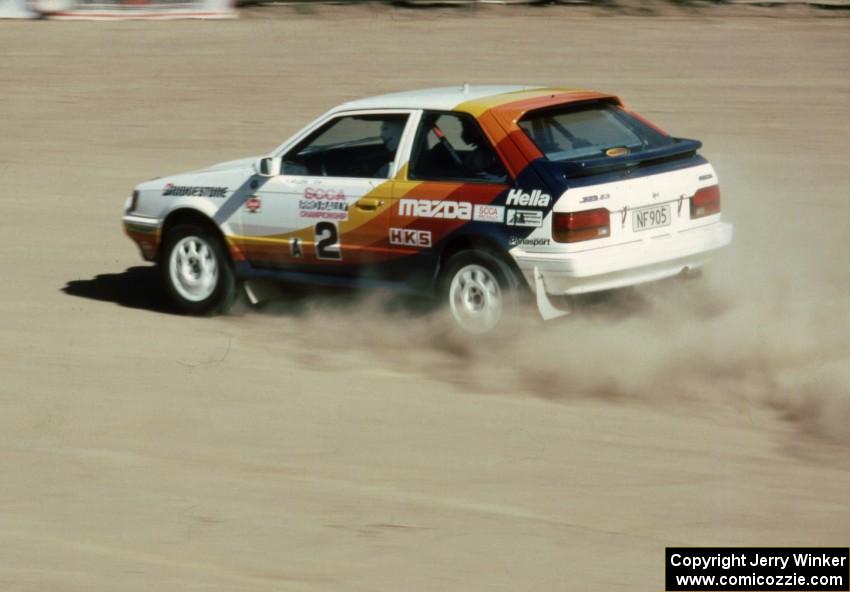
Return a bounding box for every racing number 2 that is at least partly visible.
[315,222,341,260]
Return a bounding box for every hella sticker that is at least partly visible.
[506,188,550,208]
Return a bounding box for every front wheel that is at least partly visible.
[160,224,237,315]
[438,250,521,335]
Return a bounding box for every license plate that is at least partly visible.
[632,203,671,232]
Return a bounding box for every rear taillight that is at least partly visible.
[690,185,721,218]
[553,208,611,243]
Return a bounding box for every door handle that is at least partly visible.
[355,198,384,211]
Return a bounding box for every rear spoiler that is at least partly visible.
[542,137,702,178]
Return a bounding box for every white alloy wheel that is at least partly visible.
[448,263,504,334]
[168,235,219,302]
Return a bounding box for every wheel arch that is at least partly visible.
[158,208,232,264]
[437,232,529,291]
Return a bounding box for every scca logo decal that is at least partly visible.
[397,199,472,220]
[473,204,505,223]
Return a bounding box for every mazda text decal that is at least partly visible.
[398,199,472,220]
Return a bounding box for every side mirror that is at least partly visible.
[253,156,282,177]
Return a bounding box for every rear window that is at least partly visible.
[518,103,674,162]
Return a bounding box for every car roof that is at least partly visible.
[334,84,608,111]
[335,85,537,111]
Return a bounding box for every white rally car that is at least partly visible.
[123,85,732,332]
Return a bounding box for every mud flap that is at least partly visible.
[243,280,282,305]
[534,267,570,321]
[678,266,703,280]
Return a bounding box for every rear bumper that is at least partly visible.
[516,221,733,295]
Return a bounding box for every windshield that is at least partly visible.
[518,103,674,162]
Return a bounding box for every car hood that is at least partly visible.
[136,155,259,192]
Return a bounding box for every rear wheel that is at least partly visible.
[160,224,237,315]
[438,250,521,334]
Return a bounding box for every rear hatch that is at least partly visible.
[520,101,721,247]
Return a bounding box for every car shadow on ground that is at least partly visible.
[62,266,706,324]
[62,266,172,313]
[62,266,434,318]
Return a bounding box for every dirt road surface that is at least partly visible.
[1,8,849,590]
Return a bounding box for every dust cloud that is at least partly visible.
[249,192,850,445]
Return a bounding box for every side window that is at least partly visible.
[409,112,508,183]
[282,113,409,179]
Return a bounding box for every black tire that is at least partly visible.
[437,249,522,335]
[159,223,237,315]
